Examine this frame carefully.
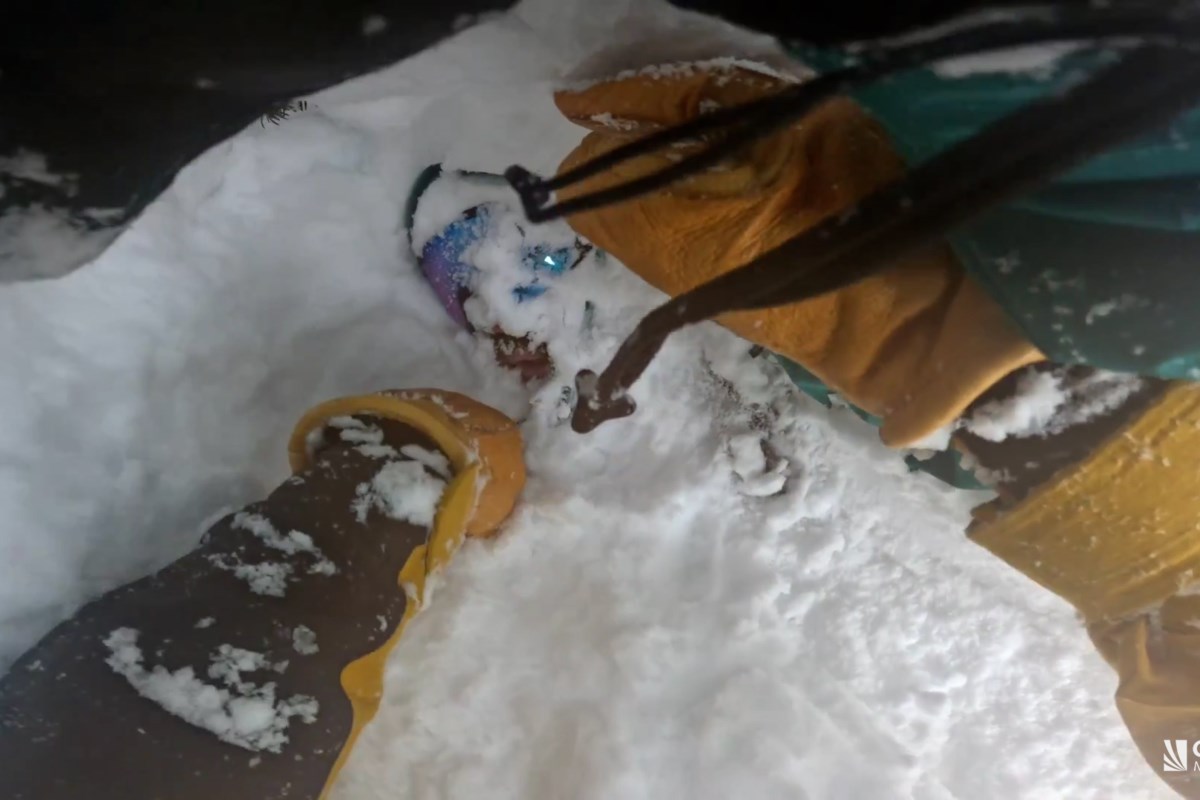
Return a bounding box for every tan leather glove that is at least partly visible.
[554,64,1043,446]
[965,379,1200,798]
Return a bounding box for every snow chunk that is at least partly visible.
[399,445,451,478]
[207,643,287,688]
[964,370,1068,442]
[207,512,339,595]
[356,444,401,460]
[325,417,408,460]
[195,617,216,629]
[353,461,446,526]
[336,426,385,446]
[292,625,319,656]
[232,512,338,576]
[207,556,292,597]
[103,629,317,753]
[1085,293,1150,325]
[304,425,326,458]
[960,371,1075,441]
[963,368,1143,442]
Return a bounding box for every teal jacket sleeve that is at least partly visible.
[791,44,1200,379]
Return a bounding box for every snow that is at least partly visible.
[400,444,451,478]
[0,204,121,281]
[907,423,954,452]
[963,366,1144,442]
[231,511,339,575]
[726,432,788,497]
[0,150,123,281]
[208,510,341,592]
[292,625,320,656]
[330,416,386,445]
[207,555,293,597]
[1085,293,1150,325]
[353,460,446,527]
[931,43,1082,79]
[355,443,401,459]
[408,173,518,253]
[337,426,385,445]
[0,0,1168,798]
[104,628,318,753]
[326,415,419,460]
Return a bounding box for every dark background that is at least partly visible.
[0,0,1016,230]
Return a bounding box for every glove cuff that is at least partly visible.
[969,382,1200,622]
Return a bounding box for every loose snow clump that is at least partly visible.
[353,461,445,527]
[104,628,318,753]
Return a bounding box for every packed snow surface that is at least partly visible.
[0,0,1167,798]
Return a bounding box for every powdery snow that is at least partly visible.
[963,369,1067,441]
[0,1,1170,798]
[104,628,317,753]
[329,416,387,445]
[963,366,1144,442]
[399,444,452,478]
[232,511,339,575]
[0,204,122,281]
[326,416,407,459]
[353,460,446,527]
[292,625,320,656]
[206,555,293,598]
[207,512,340,593]
[0,148,125,280]
[356,443,402,459]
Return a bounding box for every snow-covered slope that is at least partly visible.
[0,1,1167,797]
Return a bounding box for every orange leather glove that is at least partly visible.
[554,63,1043,446]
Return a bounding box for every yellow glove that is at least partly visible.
[554,64,1042,446]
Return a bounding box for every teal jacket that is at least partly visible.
[779,46,1200,487]
[794,45,1200,380]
